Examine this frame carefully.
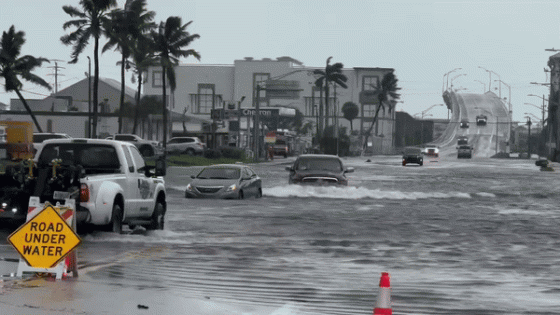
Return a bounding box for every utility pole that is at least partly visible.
[87,56,91,138]
[47,60,65,95]
[526,117,532,157]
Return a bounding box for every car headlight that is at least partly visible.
[186,183,194,191]
[227,184,238,192]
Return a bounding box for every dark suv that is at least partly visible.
[286,154,354,186]
[402,147,423,166]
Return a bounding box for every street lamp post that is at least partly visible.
[443,68,462,93]
[528,94,552,157]
[478,66,492,91]
[525,116,532,157]
[450,73,466,88]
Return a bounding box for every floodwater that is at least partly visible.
[1,156,559,314]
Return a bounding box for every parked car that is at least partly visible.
[457,145,473,158]
[460,120,469,128]
[107,134,162,157]
[33,132,72,155]
[422,145,439,157]
[402,147,423,166]
[457,136,468,145]
[185,164,262,199]
[286,154,354,186]
[166,137,205,155]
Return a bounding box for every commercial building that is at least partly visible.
[143,56,397,154]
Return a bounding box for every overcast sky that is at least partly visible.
[0,0,558,122]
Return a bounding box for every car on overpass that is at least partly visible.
[457,136,468,145]
[457,145,473,159]
[476,115,488,126]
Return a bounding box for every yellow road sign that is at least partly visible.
[8,205,81,268]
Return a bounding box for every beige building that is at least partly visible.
[144,57,397,154]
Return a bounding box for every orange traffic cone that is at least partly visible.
[373,272,392,315]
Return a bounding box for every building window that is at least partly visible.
[197,84,215,114]
[362,76,379,91]
[253,73,270,108]
[152,71,163,87]
[363,104,376,117]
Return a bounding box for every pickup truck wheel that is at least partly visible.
[146,202,165,230]
[103,203,123,234]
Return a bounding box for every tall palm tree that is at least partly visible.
[130,35,157,134]
[61,0,117,138]
[362,71,401,151]
[0,26,50,132]
[151,16,200,156]
[103,0,155,133]
[313,57,348,130]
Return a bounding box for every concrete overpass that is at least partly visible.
[431,90,510,158]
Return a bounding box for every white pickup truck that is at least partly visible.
[33,138,167,233]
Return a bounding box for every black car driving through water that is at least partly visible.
[286,154,354,186]
[402,147,423,166]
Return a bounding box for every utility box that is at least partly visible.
[0,121,34,160]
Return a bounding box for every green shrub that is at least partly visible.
[218,146,244,159]
[204,149,223,159]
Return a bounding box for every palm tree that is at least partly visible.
[313,57,348,130]
[61,0,117,138]
[151,16,200,156]
[342,101,359,132]
[0,26,50,132]
[362,71,401,151]
[130,35,157,134]
[103,0,155,133]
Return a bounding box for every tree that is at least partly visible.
[342,101,359,131]
[0,26,50,132]
[151,16,200,155]
[362,71,401,151]
[313,57,348,130]
[129,34,157,134]
[103,0,155,133]
[61,0,118,138]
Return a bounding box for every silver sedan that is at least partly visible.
[185,164,262,199]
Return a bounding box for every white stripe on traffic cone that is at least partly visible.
[373,272,392,315]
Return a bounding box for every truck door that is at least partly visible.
[128,145,155,216]
[121,145,141,217]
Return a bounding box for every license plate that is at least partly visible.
[53,191,71,200]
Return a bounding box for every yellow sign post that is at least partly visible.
[8,199,81,279]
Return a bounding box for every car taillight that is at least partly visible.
[80,184,90,202]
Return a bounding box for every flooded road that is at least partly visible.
[1,156,559,314]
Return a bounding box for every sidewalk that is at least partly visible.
[1,273,284,315]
